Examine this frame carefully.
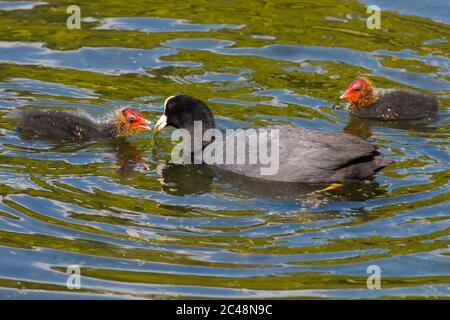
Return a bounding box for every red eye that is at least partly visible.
[122,108,143,122]
[351,81,363,92]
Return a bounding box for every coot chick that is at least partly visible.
[335,77,439,120]
[154,95,393,183]
[18,108,150,141]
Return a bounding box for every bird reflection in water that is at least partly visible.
[154,161,387,203]
[113,140,149,177]
[342,116,439,139]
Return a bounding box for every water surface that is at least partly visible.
[0,0,449,299]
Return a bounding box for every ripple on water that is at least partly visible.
[0,0,449,299]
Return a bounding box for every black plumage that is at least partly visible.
[17,108,150,141]
[18,110,114,141]
[154,95,393,183]
[338,77,439,121]
[350,91,439,120]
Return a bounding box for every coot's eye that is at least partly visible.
[122,108,138,122]
[126,115,137,123]
[166,102,174,110]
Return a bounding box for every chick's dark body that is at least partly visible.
[17,110,114,141]
[350,91,439,120]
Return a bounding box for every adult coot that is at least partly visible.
[334,77,439,120]
[154,95,393,184]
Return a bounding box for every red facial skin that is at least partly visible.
[121,108,151,131]
[339,77,377,109]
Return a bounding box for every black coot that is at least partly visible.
[154,95,394,183]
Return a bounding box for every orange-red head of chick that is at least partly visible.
[339,77,378,110]
[113,107,151,137]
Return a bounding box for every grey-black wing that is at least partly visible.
[213,125,377,182]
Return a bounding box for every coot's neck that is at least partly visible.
[184,117,216,152]
[349,89,379,113]
[173,106,216,158]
